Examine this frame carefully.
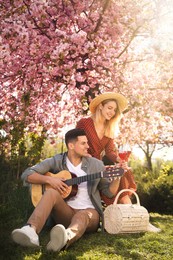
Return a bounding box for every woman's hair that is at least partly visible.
[93,99,121,138]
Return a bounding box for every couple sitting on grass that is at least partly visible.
[12,93,161,252]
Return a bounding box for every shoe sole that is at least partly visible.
[47,224,67,252]
[12,230,39,247]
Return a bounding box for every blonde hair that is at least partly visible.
[93,99,121,138]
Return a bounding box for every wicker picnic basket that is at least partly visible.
[104,189,149,234]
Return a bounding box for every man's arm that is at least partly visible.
[21,155,68,193]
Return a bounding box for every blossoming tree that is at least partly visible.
[0,0,172,168]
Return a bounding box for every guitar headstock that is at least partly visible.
[103,165,124,178]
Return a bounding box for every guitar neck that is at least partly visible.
[64,172,103,186]
[64,167,124,187]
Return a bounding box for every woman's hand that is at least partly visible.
[117,161,131,171]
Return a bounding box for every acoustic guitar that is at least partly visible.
[31,166,124,207]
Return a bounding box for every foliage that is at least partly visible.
[0,128,47,182]
[131,159,173,214]
[146,166,173,214]
[41,138,67,159]
[26,132,47,165]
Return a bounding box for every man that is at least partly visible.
[11,128,122,252]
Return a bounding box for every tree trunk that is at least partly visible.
[145,154,153,171]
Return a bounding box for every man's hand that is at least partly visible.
[46,176,68,194]
[27,172,69,195]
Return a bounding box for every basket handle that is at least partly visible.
[113,189,140,206]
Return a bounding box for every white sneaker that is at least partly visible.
[147,223,161,233]
[47,224,69,252]
[11,225,39,247]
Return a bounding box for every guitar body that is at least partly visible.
[31,170,78,207]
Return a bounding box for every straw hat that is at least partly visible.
[89,92,128,114]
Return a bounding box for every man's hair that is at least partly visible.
[65,128,86,147]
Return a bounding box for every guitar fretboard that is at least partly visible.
[64,172,102,186]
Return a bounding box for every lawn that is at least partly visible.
[1,212,173,260]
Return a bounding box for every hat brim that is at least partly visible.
[89,92,128,114]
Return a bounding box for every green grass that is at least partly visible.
[1,183,173,260]
[1,212,173,260]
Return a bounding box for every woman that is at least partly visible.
[76,92,137,204]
